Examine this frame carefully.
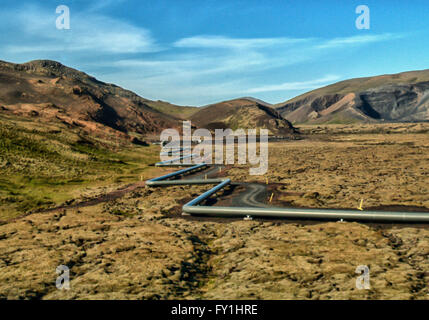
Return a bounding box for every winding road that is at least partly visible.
[230,183,269,208]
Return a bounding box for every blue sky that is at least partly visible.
[1,0,429,106]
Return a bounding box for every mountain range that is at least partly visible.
[0,60,296,140]
[1,59,429,142]
[275,70,429,124]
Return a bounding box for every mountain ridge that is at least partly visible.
[274,69,429,124]
[0,59,296,138]
[3,59,429,135]
[190,98,296,135]
[0,59,183,140]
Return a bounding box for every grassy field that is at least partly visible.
[145,100,198,120]
[0,114,160,220]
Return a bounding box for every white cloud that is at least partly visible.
[1,5,160,55]
[245,75,341,93]
[316,33,403,49]
[112,50,270,77]
[174,35,309,49]
[95,33,402,104]
[86,0,127,12]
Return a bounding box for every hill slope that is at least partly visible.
[190,98,297,135]
[275,70,429,124]
[0,60,297,137]
[145,101,198,120]
[0,60,183,140]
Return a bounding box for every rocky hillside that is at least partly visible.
[0,60,182,140]
[275,69,429,124]
[0,60,299,138]
[190,98,297,135]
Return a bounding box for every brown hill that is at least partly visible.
[145,101,198,120]
[190,98,297,135]
[275,69,429,124]
[0,60,183,141]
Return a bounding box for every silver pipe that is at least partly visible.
[183,179,231,207]
[147,178,227,186]
[155,154,195,166]
[147,155,429,223]
[160,147,192,156]
[183,205,429,222]
[147,163,207,182]
[155,163,199,167]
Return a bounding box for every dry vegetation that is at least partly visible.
[0,123,428,299]
[228,123,429,210]
[0,113,160,221]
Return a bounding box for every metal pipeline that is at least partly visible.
[147,163,207,183]
[147,161,226,186]
[160,147,192,156]
[183,203,429,223]
[183,179,231,206]
[155,154,195,166]
[155,163,200,167]
[148,153,429,223]
[147,178,227,186]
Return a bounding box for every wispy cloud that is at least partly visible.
[86,0,127,12]
[97,32,403,105]
[112,50,274,78]
[316,33,403,49]
[174,35,310,49]
[0,5,160,56]
[245,75,341,93]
